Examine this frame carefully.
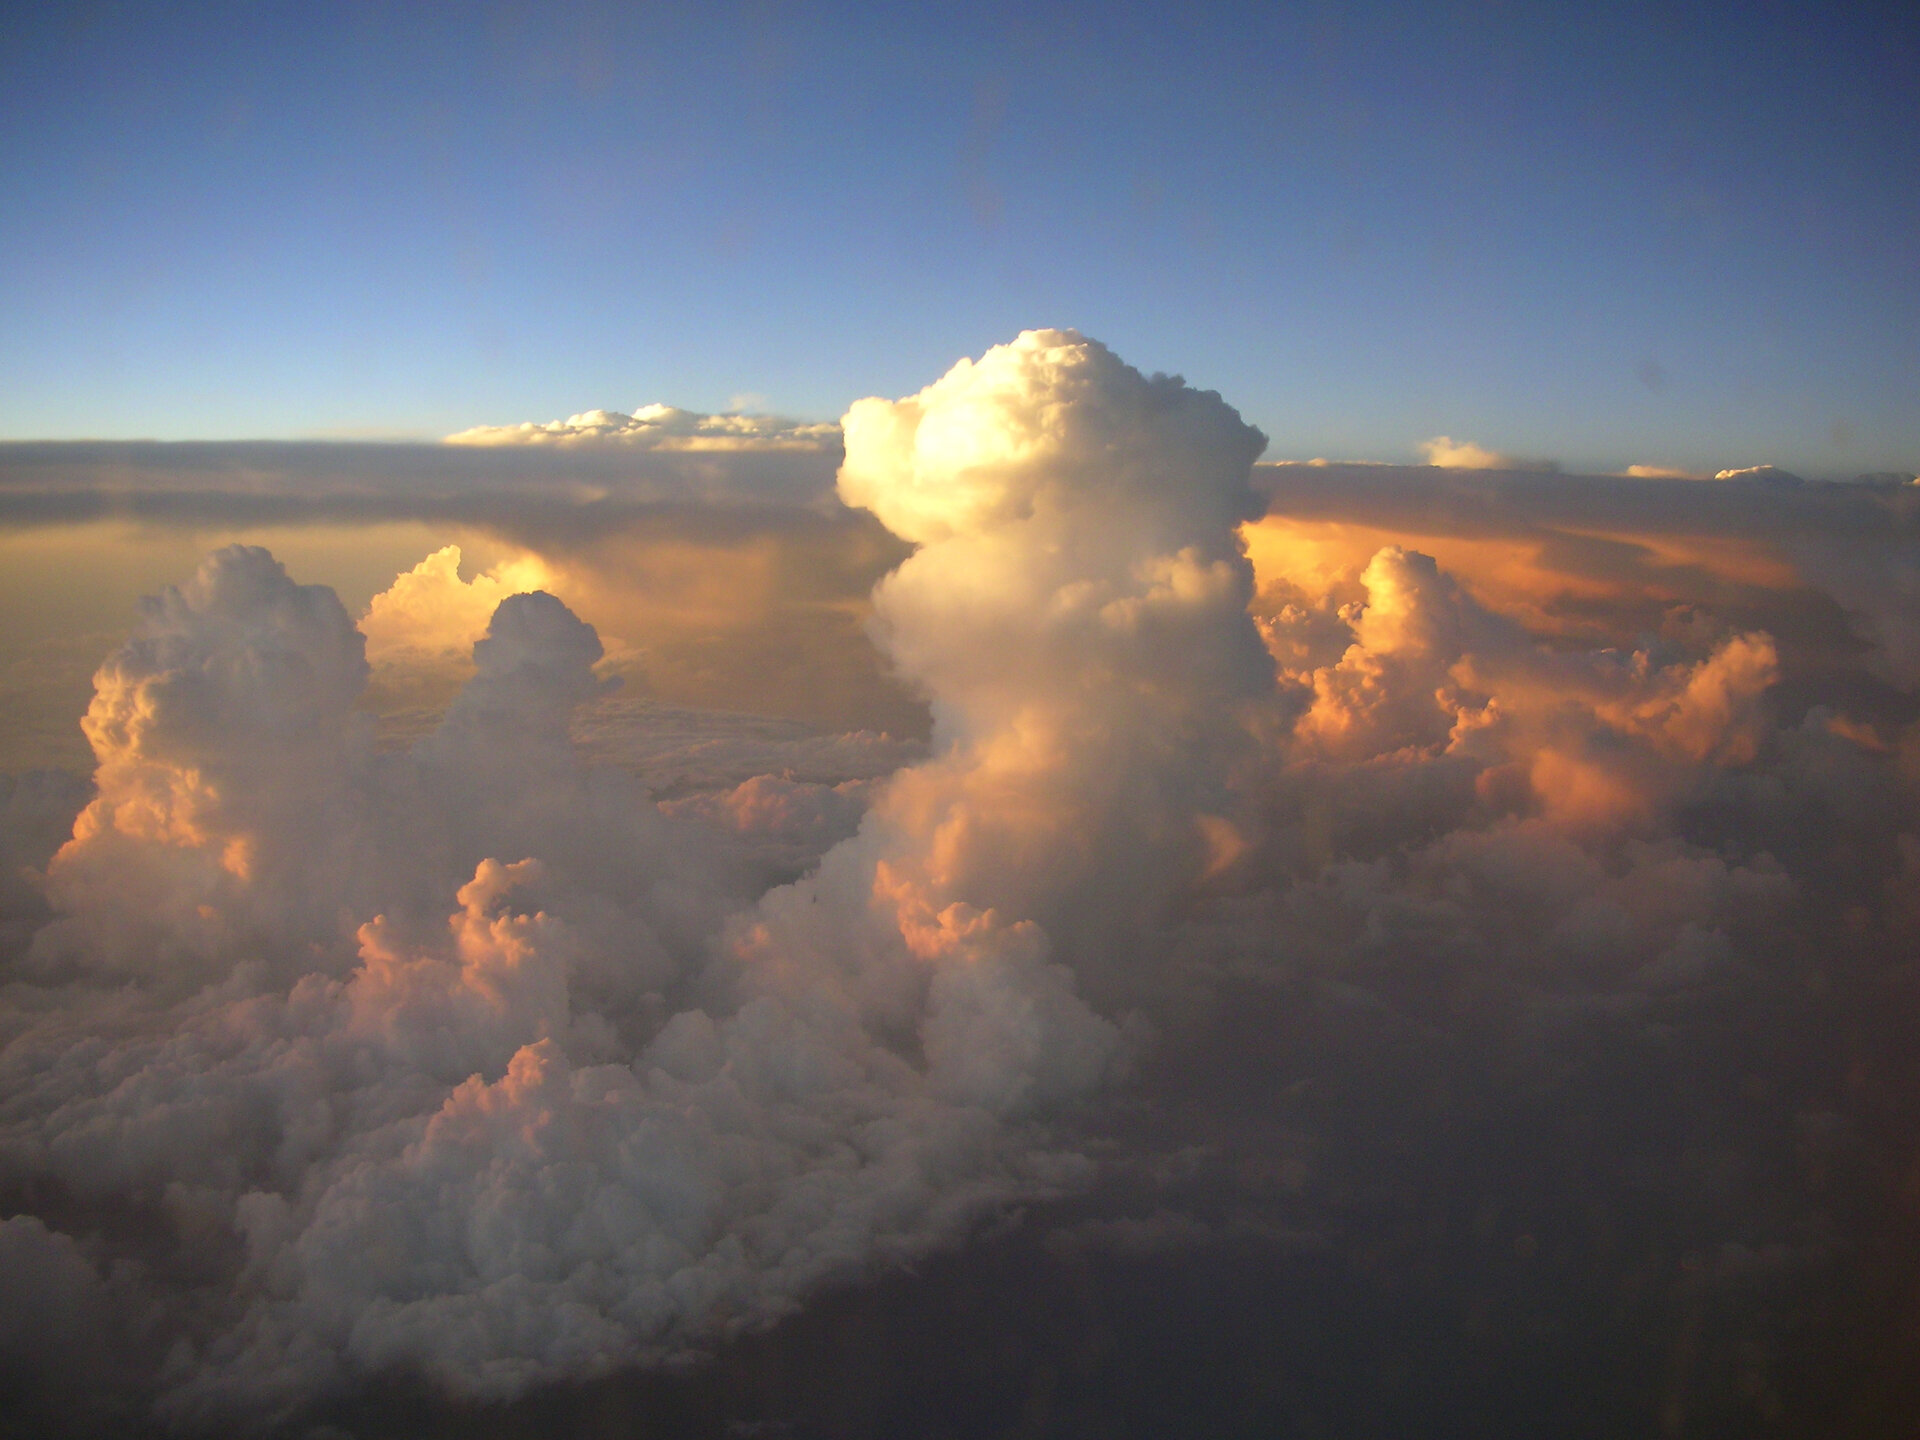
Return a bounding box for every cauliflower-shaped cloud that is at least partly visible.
[1419,435,1559,471]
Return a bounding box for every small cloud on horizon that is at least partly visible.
[1418,436,1559,472]
[1715,464,1806,484]
[1265,457,1396,468]
[1624,463,1711,479]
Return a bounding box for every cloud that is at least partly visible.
[445,404,840,451]
[360,545,552,672]
[1623,463,1710,479]
[1418,435,1559,471]
[1247,459,1920,690]
[0,330,1293,1425]
[660,773,869,884]
[833,329,1273,997]
[1,335,1918,1436]
[31,546,374,978]
[1714,464,1805,484]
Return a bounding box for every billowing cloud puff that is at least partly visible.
[445,404,840,451]
[360,545,552,673]
[840,329,1264,546]
[203,329,1279,1406]
[426,589,614,761]
[0,330,1290,1427]
[1278,543,1780,831]
[31,546,372,977]
[832,329,1273,994]
[1418,435,1559,472]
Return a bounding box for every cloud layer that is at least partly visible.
[1,335,1918,1435]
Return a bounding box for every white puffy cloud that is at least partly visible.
[831,329,1274,998]
[360,545,553,674]
[1270,537,1781,834]
[1418,435,1559,472]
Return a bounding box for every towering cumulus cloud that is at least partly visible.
[33,547,373,979]
[828,329,1273,1003]
[0,331,1273,1427]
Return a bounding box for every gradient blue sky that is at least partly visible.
[3,1,1915,474]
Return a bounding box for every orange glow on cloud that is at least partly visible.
[1240,513,1804,645]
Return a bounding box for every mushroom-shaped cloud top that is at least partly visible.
[837,329,1267,546]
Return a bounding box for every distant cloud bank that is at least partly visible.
[446,403,840,451]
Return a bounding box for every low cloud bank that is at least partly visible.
[1,335,1917,1434]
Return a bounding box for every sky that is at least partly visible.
[4,7,1920,1435]
[2,0,1916,474]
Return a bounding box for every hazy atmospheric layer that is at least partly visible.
[0,332,1917,1434]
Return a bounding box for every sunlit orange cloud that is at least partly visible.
[528,535,922,737]
[356,509,926,743]
[1242,516,1617,638]
[0,503,928,774]
[1238,514,1801,645]
[0,520,518,772]
[1551,526,1800,592]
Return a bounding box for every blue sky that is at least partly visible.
[2,1,1915,474]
